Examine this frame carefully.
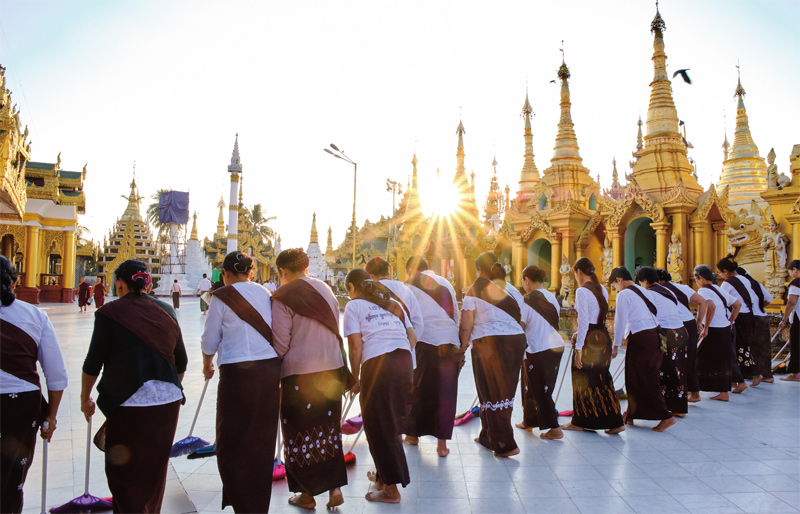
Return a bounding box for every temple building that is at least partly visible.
[98,177,161,293]
[306,213,326,280]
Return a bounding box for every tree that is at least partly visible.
[249,203,276,244]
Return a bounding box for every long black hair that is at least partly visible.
[1,255,18,306]
[114,259,150,293]
[716,254,738,274]
[573,257,601,286]
[345,268,406,320]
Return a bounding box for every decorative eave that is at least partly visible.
[576,212,604,245]
[661,180,698,208]
[520,214,557,242]
[549,199,593,218]
[691,184,735,223]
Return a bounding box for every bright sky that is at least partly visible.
[2,0,798,251]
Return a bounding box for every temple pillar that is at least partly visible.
[611,228,623,268]
[690,221,704,275]
[24,225,40,288]
[61,230,76,302]
[653,221,670,270]
[788,215,800,260]
[712,221,727,264]
[561,231,575,265]
[550,238,562,294]
[511,241,525,287]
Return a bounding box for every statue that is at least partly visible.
[667,233,683,283]
[767,148,779,188]
[600,236,613,284]
[446,267,455,286]
[503,258,512,282]
[761,215,790,299]
[559,255,574,307]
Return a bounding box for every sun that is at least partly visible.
[421,178,460,218]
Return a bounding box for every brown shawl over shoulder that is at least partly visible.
[212,285,274,343]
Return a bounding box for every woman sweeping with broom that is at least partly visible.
[272,248,350,510]
[201,251,280,513]
[81,259,187,513]
[343,269,416,504]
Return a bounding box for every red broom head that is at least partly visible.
[272,464,286,481]
[344,452,356,466]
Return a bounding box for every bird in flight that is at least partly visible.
[673,69,692,84]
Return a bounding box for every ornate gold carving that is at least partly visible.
[0,224,27,254]
[661,180,698,207]
[520,215,556,242]
[576,213,604,245]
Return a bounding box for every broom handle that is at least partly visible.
[553,346,574,407]
[773,339,790,361]
[468,395,479,410]
[41,422,49,514]
[612,358,625,382]
[341,394,356,424]
[188,380,209,438]
[346,425,365,454]
[84,417,92,494]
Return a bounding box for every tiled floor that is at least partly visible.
[20,298,800,513]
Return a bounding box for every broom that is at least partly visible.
[50,418,113,513]
[170,380,210,457]
[343,425,364,466]
[40,422,49,514]
[272,438,285,481]
[554,346,574,416]
[453,395,479,426]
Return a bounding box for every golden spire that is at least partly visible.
[404,154,424,224]
[518,89,540,191]
[643,3,681,145]
[636,116,644,153]
[190,211,198,241]
[722,132,730,161]
[310,212,319,244]
[611,157,620,187]
[326,225,333,254]
[216,195,226,236]
[550,54,583,165]
[120,173,143,222]
[455,119,467,184]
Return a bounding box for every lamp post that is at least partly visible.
[386,178,401,268]
[324,145,357,268]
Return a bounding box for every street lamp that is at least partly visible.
[324,145,357,268]
[386,178,402,266]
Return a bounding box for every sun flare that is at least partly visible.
[421,179,460,218]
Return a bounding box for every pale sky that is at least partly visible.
[2,0,798,251]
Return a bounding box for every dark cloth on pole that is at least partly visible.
[281,369,347,496]
[217,358,281,512]
[78,281,92,307]
[0,390,42,514]
[625,328,671,421]
[521,348,563,430]
[465,277,521,323]
[360,349,412,487]
[752,315,773,379]
[732,312,757,378]
[683,320,700,393]
[660,327,689,414]
[471,334,527,453]
[697,325,732,392]
[172,292,180,309]
[570,324,624,430]
[405,342,460,440]
[104,401,180,513]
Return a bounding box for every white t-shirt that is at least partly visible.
[197,278,212,292]
[407,271,459,346]
[343,298,412,364]
[461,282,524,342]
[788,281,800,323]
[575,286,609,350]
[200,281,278,365]
[520,288,564,354]
[0,299,69,394]
[613,285,659,346]
[170,283,181,294]
[664,282,697,323]
[697,285,738,328]
[648,287,684,330]
[380,279,424,336]
[720,275,759,315]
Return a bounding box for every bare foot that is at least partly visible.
[751,376,763,387]
[605,426,626,435]
[515,422,533,431]
[437,440,449,457]
[288,493,316,509]
[653,417,677,432]
[560,423,585,431]
[673,413,686,418]
[732,383,747,394]
[403,436,419,445]
[710,392,729,401]
[367,471,384,488]
[540,428,563,440]
[687,392,701,403]
[495,447,520,458]
[326,488,344,509]
[366,485,401,503]
[763,378,774,383]
[780,374,800,382]
[622,411,633,425]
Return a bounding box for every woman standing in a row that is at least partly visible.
[717,256,758,391]
[460,253,527,457]
[777,260,800,381]
[201,251,280,513]
[563,258,624,434]
[343,269,415,503]
[516,265,565,440]
[82,259,187,513]
[693,265,741,401]
[1,256,67,514]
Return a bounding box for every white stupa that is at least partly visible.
[185,212,212,290]
[306,213,326,280]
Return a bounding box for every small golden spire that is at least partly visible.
[190,212,198,241]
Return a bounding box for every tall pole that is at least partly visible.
[352,162,357,268]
